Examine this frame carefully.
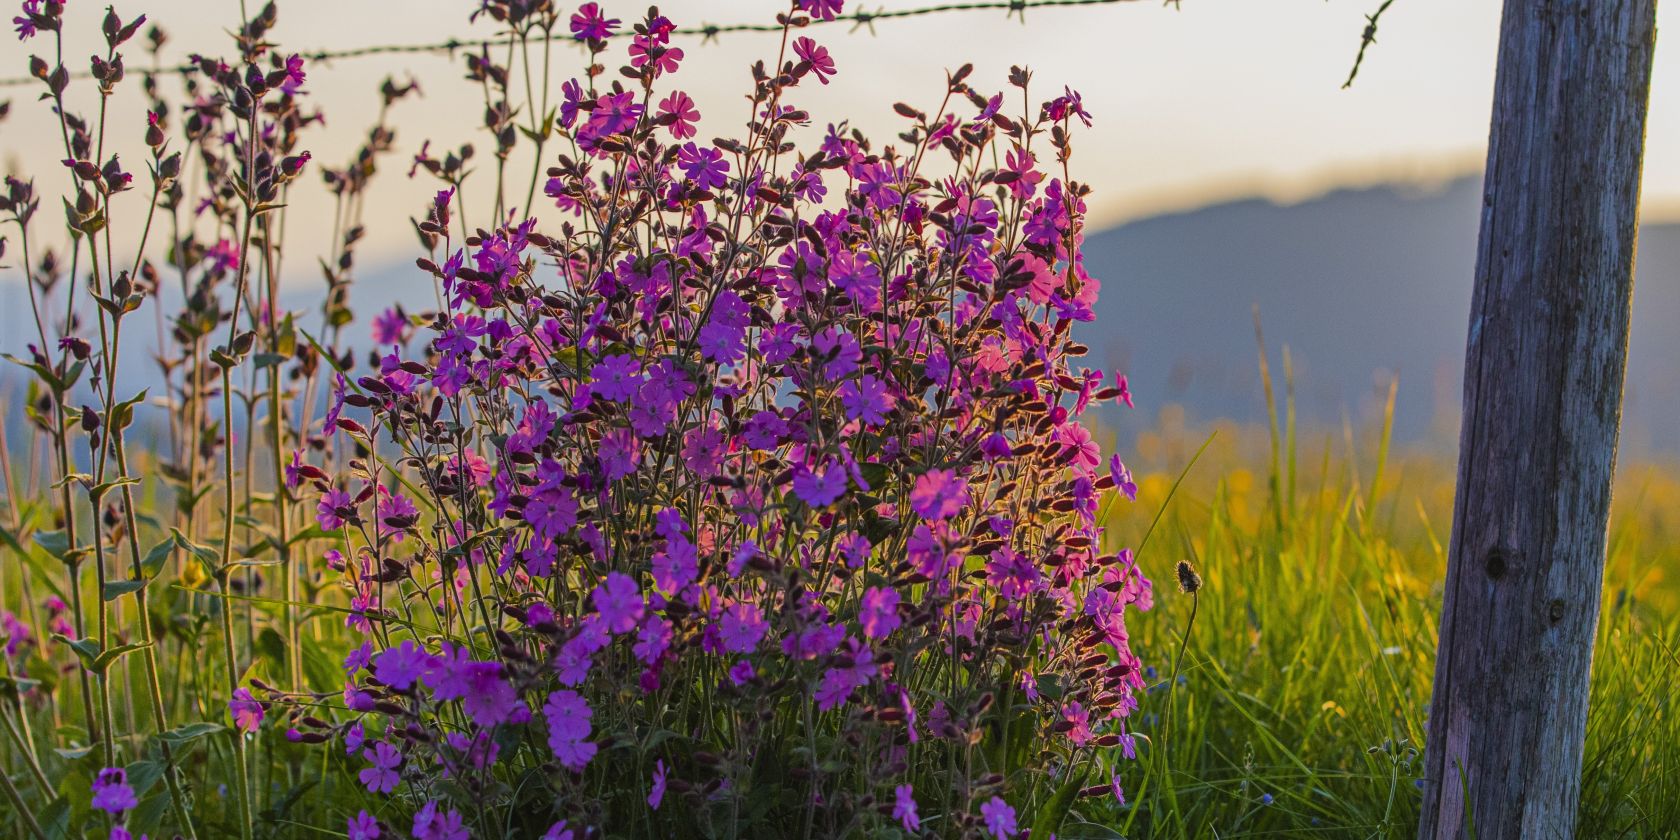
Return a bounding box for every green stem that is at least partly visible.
[0,706,52,798]
[0,764,49,840]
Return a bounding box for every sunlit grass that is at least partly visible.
[1070,396,1680,838]
[4,393,1677,837]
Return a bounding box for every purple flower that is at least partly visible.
[648,759,668,810]
[592,572,644,634]
[811,328,862,379]
[814,641,876,711]
[347,811,380,840]
[526,489,579,540]
[981,433,1014,461]
[651,536,698,594]
[839,374,893,425]
[376,488,420,536]
[634,615,672,664]
[677,143,729,191]
[230,687,264,733]
[13,6,38,41]
[743,410,789,450]
[284,449,306,488]
[359,742,402,794]
[860,587,901,639]
[91,767,137,814]
[413,800,470,840]
[280,54,306,95]
[544,690,596,771]
[316,487,353,530]
[799,0,845,21]
[793,37,837,85]
[1059,423,1100,477]
[590,354,642,402]
[893,784,920,832]
[629,35,683,76]
[728,660,756,686]
[371,307,408,345]
[910,469,969,520]
[791,463,847,508]
[569,2,619,39]
[585,91,644,139]
[460,660,525,726]
[980,796,1018,838]
[1109,454,1138,501]
[373,640,430,690]
[718,602,768,654]
[344,720,365,755]
[598,426,641,481]
[658,91,700,140]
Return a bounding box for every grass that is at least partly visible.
[1066,396,1680,839]
[2,390,1677,839]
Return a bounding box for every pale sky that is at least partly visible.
[2,0,1677,276]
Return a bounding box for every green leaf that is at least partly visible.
[126,759,163,797]
[32,529,70,558]
[51,634,102,670]
[158,721,226,745]
[102,578,147,600]
[109,388,148,432]
[0,674,42,697]
[2,352,62,392]
[169,528,219,563]
[91,641,152,673]
[129,792,170,838]
[256,627,286,672]
[286,523,340,547]
[140,536,175,578]
[1029,762,1088,840]
[38,796,70,840]
[52,744,95,761]
[60,360,86,390]
[227,556,284,568]
[88,475,141,501]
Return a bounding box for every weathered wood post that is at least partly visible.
[1420,1,1658,838]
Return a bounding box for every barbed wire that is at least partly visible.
[1341,0,1396,88]
[0,0,1155,90]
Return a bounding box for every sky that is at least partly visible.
[1,0,1677,276]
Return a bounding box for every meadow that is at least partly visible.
[1087,403,1680,838]
[4,393,1677,838]
[2,1,1676,838]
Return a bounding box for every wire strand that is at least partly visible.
[0,0,1154,90]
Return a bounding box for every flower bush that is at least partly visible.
[280,3,1151,836]
[4,0,1150,836]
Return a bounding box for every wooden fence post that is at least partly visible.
[1420,1,1657,838]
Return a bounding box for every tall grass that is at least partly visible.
[1062,359,1680,838]
[6,376,1676,837]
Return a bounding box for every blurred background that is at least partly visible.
[3,0,1677,454]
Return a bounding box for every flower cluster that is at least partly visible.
[268,1,1150,836]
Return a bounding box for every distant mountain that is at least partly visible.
[5,176,1677,453]
[1072,176,1680,455]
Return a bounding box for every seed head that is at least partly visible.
[1175,560,1202,594]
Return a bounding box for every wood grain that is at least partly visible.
[1420,1,1658,838]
